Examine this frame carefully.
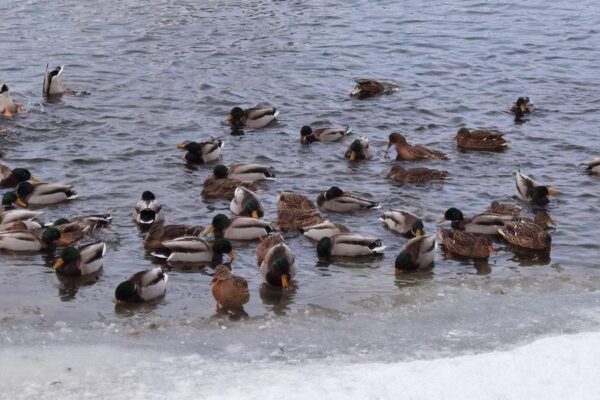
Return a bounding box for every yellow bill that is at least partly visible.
[251,210,259,219]
[281,274,289,289]
[176,143,186,150]
[15,199,27,208]
[547,188,560,196]
[227,251,237,261]
[53,258,64,269]
[30,176,40,183]
[350,151,356,161]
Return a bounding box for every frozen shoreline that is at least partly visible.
[2,331,599,400]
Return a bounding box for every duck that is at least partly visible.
[225,107,279,129]
[0,164,39,188]
[439,208,512,235]
[202,167,257,201]
[203,214,273,241]
[277,192,316,210]
[316,186,379,212]
[386,132,448,161]
[0,227,61,252]
[43,65,66,96]
[0,207,43,227]
[114,267,168,303]
[277,208,324,231]
[133,191,164,227]
[585,158,600,175]
[176,139,223,164]
[51,220,89,246]
[0,84,23,117]
[499,220,551,251]
[53,241,106,276]
[350,79,387,99]
[511,97,534,116]
[211,264,249,311]
[517,211,556,230]
[230,187,264,219]
[0,220,43,232]
[15,182,78,207]
[299,221,351,242]
[260,243,296,288]
[385,165,450,184]
[46,214,112,231]
[344,137,373,160]
[380,210,424,237]
[1,191,18,211]
[153,237,235,265]
[394,235,436,274]
[317,234,385,258]
[300,126,350,144]
[144,221,204,250]
[213,164,275,183]
[455,128,509,151]
[484,201,522,217]
[256,234,284,265]
[438,228,495,259]
[515,171,559,205]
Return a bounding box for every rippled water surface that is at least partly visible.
[2,0,600,365]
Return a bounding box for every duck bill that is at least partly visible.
[202,226,215,235]
[519,104,526,113]
[487,245,497,255]
[227,251,237,261]
[547,188,560,196]
[15,199,28,208]
[414,229,423,237]
[53,258,64,270]
[251,210,260,219]
[437,217,446,224]
[224,114,233,122]
[30,176,41,183]
[349,151,356,161]
[176,143,186,150]
[281,275,289,289]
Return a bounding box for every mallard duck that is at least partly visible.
[15,182,78,207]
[317,234,385,258]
[395,235,436,274]
[51,220,89,246]
[176,139,223,164]
[43,65,66,96]
[0,227,61,252]
[144,221,204,250]
[260,243,296,288]
[585,158,600,174]
[256,234,284,265]
[0,208,43,227]
[230,187,264,219]
[316,186,379,212]
[204,214,273,241]
[385,165,450,184]
[299,222,351,242]
[276,208,324,231]
[0,164,39,187]
[277,191,316,210]
[0,84,24,117]
[115,267,168,303]
[53,241,106,276]
[380,210,424,237]
[225,107,279,129]
[300,126,350,144]
[439,228,495,259]
[515,171,559,205]
[153,237,235,265]
[455,128,509,151]
[386,132,448,161]
[350,79,386,99]
[202,166,258,200]
[439,208,512,235]
[484,201,522,217]
[216,164,275,183]
[133,191,164,226]
[344,137,373,161]
[46,214,112,231]
[211,264,249,311]
[1,191,18,211]
[518,211,556,230]
[499,220,551,251]
[511,97,534,116]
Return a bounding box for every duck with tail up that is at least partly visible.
[43,65,66,96]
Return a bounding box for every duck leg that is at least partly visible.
[2,107,13,118]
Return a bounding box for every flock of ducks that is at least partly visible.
[1,70,600,315]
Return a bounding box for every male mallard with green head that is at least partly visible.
[225,107,279,129]
[54,241,106,276]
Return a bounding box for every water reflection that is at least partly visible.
[259,283,297,316]
[55,271,102,301]
[394,271,434,289]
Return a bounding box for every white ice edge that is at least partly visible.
[2,331,600,399]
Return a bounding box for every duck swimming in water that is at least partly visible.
[176,139,223,164]
[344,137,373,161]
[350,79,387,99]
[386,132,448,161]
[300,126,350,144]
[225,107,279,129]
[515,171,559,205]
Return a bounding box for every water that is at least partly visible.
[2,0,600,385]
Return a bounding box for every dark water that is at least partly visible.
[1,0,600,367]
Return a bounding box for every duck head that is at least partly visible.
[300,125,313,144]
[395,251,418,273]
[213,165,230,179]
[266,256,292,289]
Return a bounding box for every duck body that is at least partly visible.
[16,182,77,207]
[499,221,551,251]
[395,235,436,273]
[133,191,164,226]
[455,128,509,151]
[53,241,106,276]
[438,228,494,259]
[228,164,275,183]
[115,267,168,303]
[387,132,448,161]
[0,209,43,227]
[226,107,278,129]
[299,221,351,242]
[260,243,296,288]
[43,65,66,96]
[230,187,264,218]
[350,79,387,99]
[484,201,522,217]
[156,237,234,265]
[316,186,379,213]
[585,158,600,174]
[256,234,284,265]
[440,208,512,235]
[515,171,558,205]
[177,139,223,164]
[144,222,204,250]
[211,265,249,310]
[317,234,385,257]
[380,210,424,237]
[386,165,449,184]
[0,227,61,252]
[202,173,257,201]
[300,126,350,144]
[277,208,324,230]
[277,192,316,210]
[206,214,273,241]
[344,136,373,161]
